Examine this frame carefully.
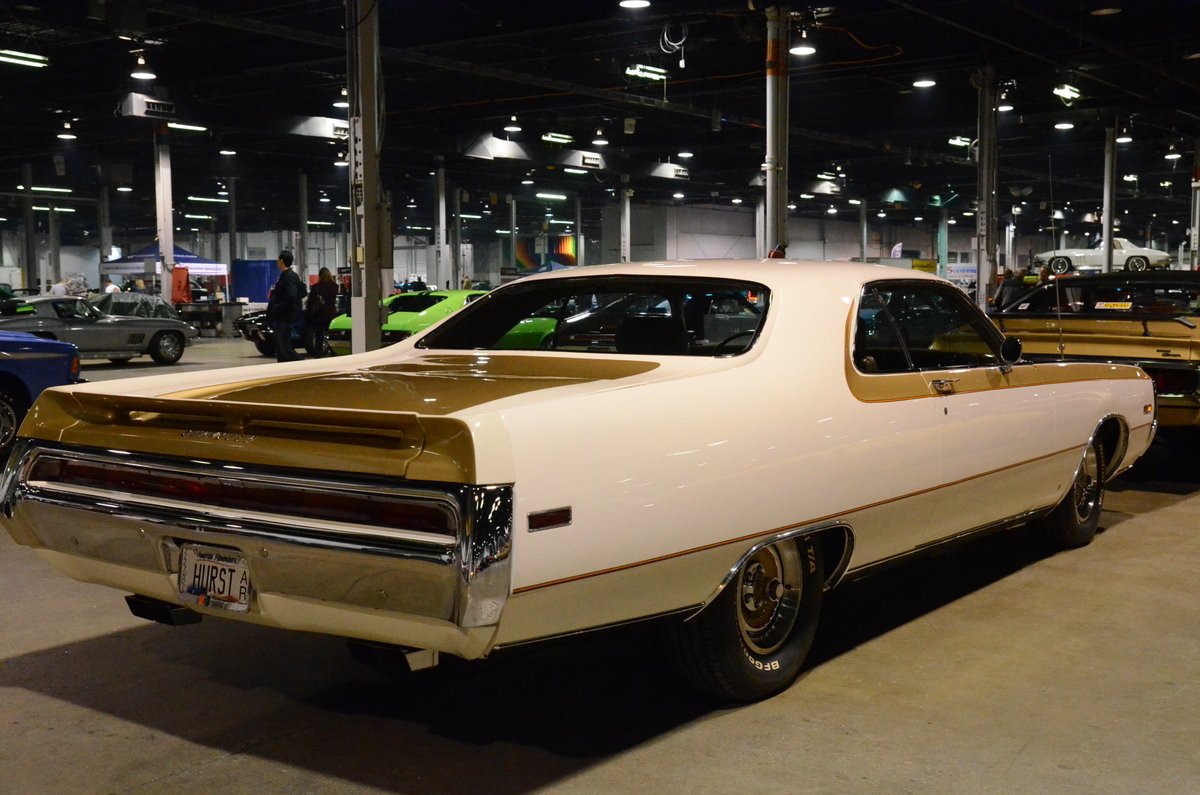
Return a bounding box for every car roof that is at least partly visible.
[1037,271,1200,285]
[508,258,945,292]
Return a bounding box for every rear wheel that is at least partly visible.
[1035,438,1104,550]
[1048,256,1072,275]
[669,535,824,702]
[253,337,276,356]
[0,386,29,458]
[1125,256,1148,272]
[149,331,184,365]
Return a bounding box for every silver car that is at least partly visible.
[0,296,198,364]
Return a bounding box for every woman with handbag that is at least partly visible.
[303,267,340,357]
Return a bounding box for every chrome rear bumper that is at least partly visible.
[0,441,512,658]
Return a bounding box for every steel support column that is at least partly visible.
[347,0,382,353]
[575,195,584,267]
[1102,125,1116,273]
[21,163,36,291]
[764,5,790,254]
[620,185,632,262]
[937,208,949,275]
[509,197,517,279]
[862,204,871,263]
[153,127,175,299]
[1190,139,1199,270]
[298,171,308,279]
[98,186,112,266]
[973,67,998,310]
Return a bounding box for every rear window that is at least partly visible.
[386,294,447,313]
[418,276,769,356]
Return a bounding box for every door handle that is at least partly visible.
[930,378,958,394]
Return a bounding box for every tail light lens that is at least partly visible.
[1146,367,1199,396]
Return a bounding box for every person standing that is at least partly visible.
[266,250,305,362]
[49,277,69,296]
[303,266,339,357]
[103,277,121,294]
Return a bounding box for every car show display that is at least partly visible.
[994,271,1200,427]
[0,297,198,365]
[1032,237,1172,274]
[0,260,1155,702]
[325,289,488,355]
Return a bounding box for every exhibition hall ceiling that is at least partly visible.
[0,0,1197,246]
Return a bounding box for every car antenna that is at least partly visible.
[1049,155,1066,360]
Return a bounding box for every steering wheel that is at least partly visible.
[715,330,756,350]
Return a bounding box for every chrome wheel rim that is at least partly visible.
[157,333,182,360]
[736,542,802,655]
[1049,257,1070,274]
[0,399,16,451]
[1073,444,1101,524]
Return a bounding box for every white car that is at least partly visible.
[1033,237,1171,274]
[0,260,1156,702]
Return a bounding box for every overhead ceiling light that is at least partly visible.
[914,215,924,221]
[1055,122,1075,130]
[787,203,796,210]
[1164,142,1182,160]
[333,87,349,109]
[625,64,667,81]
[57,122,77,140]
[731,198,743,204]
[308,220,334,226]
[948,135,971,147]
[848,199,862,205]
[1052,82,1081,104]
[536,192,567,200]
[334,152,349,166]
[549,219,574,225]
[188,195,229,203]
[503,115,522,133]
[799,193,815,199]
[521,178,534,185]
[563,167,587,174]
[826,206,838,214]
[319,195,331,203]
[116,186,133,192]
[912,79,936,88]
[336,205,351,210]
[459,213,482,220]
[592,128,608,146]
[789,28,816,57]
[877,211,887,218]
[31,186,72,193]
[167,122,207,132]
[1122,174,1138,182]
[33,206,75,212]
[948,218,958,224]
[1089,2,1122,15]
[673,192,685,199]
[997,82,1015,112]
[619,0,651,7]
[130,53,155,80]
[816,171,836,180]
[183,213,212,220]
[541,132,574,144]
[677,150,694,159]
[0,49,48,68]
[217,189,229,196]
[219,149,237,155]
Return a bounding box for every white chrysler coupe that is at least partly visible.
[0,260,1156,702]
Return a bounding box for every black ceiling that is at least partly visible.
[1,0,1197,248]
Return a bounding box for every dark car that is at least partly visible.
[0,331,82,455]
[993,271,1200,427]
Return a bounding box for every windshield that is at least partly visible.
[385,293,447,313]
[418,276,769,356]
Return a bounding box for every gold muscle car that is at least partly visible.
[993,271,1200,427]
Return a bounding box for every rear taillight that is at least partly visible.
[69,354,80,379]
[26,456,458,537]
[1147,368,1199,396]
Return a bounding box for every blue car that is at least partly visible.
[0,331,82,456]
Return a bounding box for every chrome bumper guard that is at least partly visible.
[0,441,512,654]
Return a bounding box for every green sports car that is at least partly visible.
[326,289,487,354]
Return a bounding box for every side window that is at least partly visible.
[855,283,1003,374]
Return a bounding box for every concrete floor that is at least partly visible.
[1,337,1198,794]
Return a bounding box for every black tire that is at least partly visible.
[148,331,185,365]
[253,337,276,357]
[1048,256,1071,275]
[0,386,29,459]
[669,535,824,702]
[1035,438,1104,550]
[1125,256,1148,272]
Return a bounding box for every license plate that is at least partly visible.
[178,544,251,613]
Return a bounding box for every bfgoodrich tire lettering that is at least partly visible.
[669,535,824,702]
[1035,438,1104,550]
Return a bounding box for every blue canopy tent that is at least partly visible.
[103,244,228,277]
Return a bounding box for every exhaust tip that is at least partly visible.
[125,594,203,626]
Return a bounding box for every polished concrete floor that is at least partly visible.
[1,338,1197,793]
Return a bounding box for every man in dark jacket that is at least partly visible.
[265,250,305,362]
